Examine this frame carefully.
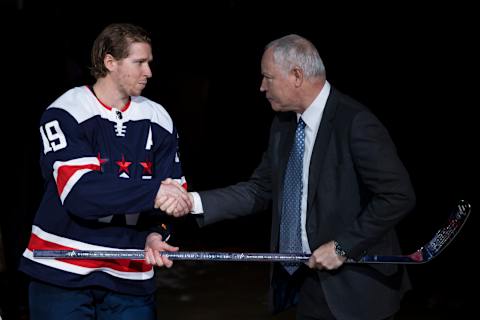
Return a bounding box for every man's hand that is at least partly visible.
[307,240,346,270]
[154,178,192,217]
[144,232,179,268]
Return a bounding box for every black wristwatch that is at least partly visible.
[333,240,347,257]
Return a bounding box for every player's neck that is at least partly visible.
[92,79,129,110]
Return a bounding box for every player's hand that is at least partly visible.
[144,232,179,267]
[154,178,192,216]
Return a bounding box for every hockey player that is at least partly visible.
[20,23,191,319]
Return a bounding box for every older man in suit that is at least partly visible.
[163,34,416,320]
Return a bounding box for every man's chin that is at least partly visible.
[270,104,283,112]
[129,90,143,97]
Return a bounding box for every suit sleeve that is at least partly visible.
[337,110,416,259]
[39,108,163,219]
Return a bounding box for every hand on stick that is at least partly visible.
[144,232,179,267]
[307,240,346,270]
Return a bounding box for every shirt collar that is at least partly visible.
[297,81,331,130]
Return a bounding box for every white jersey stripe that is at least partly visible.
[31,225,137,250]
[53,157,100,203]
[59,168,92,203]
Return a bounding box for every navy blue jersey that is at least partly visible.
[20,86,186,295]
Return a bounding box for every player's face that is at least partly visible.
[114,42,153,97]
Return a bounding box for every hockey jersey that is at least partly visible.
[20,86,186,295]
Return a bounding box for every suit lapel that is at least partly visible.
[307,89,338,212]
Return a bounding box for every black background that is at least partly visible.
[1,0,477,318]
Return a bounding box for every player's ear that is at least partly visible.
[104,54,116,72]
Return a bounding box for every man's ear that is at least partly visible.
[104,54,116,72]
[292,66,304,87]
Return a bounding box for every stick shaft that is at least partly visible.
[31,250,418,264]
[33,250,310,262]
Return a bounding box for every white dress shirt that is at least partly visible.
[297,81,330,253]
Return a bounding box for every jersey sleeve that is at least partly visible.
[39,107,162,219]
[151,125,187,190]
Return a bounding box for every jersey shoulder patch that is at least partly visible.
[47,86,100,124]
[130,96,173,134]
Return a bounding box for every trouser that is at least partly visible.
[29,279,156,320]
[296,268,395,320]
[273,264,396,320]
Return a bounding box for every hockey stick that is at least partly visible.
[33,200,471,264]
[357,199,471,263]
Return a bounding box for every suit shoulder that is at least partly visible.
[327,88,386,136]
[332,87,370,115]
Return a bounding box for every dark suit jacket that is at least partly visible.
[198,87,416,320]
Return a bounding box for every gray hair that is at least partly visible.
[265,34,325,79]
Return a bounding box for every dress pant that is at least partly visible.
[273,264,396,320]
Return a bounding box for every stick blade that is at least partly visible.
[418,199,471,263]
[352,200,472,264]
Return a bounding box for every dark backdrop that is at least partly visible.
[1,0,477,318]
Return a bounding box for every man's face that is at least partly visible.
[111,42,153,97]
[260,48,297,112]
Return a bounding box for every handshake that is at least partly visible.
[153,178,193,217]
